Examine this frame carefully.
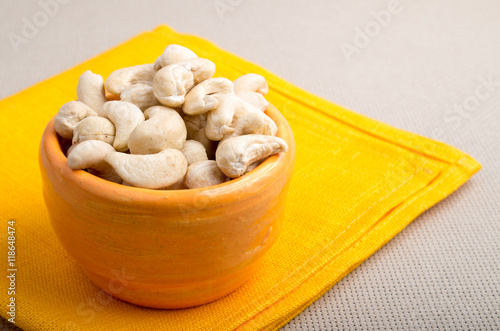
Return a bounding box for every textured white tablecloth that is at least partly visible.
[1,0,498,329]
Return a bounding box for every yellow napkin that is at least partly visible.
[0,25,480,331]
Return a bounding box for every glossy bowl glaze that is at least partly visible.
[39,105,295,309]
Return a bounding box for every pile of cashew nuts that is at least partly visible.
[54,44,289,190]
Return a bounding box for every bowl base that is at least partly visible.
[80,262,262,309]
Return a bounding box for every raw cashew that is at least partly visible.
[104,149,188,189]
[233,74,269,95]
[101,101,145,152]
[120,84,160,110]
[67,140,121,183]
[153,65,192,107]
[236,91,268,112]
[182,78,233,115]
[53,46,288,189]
[208,95,275,142]
[153,44,198,71]
[187,58,217,84]
[66,143,78,157]
[184,113,207,138]
[184,114,217,159]
[184,160,228,189]
[205,94,242,141]
[153,58,216,107]
[76,70,107,113]
[216,135,288,178]
[128,106,186,155]
[143,105,181,120]
[105,64,156,96]
[223,107,277,140]
[181,140,208,165]
[72,116,115,145]
[245,160,262,174]
[54,101,98,139]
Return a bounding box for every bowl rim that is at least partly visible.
[40,104,295,207]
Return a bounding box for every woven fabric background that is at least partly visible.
[0,0,498,330]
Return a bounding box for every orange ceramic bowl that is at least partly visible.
[39,105,295,309]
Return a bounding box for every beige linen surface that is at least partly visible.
[0,0,498,330]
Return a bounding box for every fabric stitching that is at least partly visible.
[261,162,477,331]
[211,170,420,330]
[243,167,461,331]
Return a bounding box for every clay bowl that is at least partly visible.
[39,104,295,309]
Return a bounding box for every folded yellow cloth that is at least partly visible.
[0,25,480,331]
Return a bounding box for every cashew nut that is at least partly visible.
[76,70,107,113]
[143,105,181,119]
[184,160,228,189]
[101,101,145,152]
[104,149,188,189]
[181,140,208,165]
[223,107,277,140]
[187,58,217,84]
[128,106,186,155]
[66,143,78,157]
[120,83,160,110]
[153,58,216,107]
[184,113,217,159]
[245,160,262,174]
[216,135,288,178]
[236,91,269,112]
[233,74,269,95]
[207,95,275,142]
[105,64,156,96]
[67,140,121,183]
[182,78,233,115]
[205,94,241,141]
[184,113,207,138]
[54,47,288,189]
[72,116,115,145]
[153,44,198,71]
[54,101,98,139]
